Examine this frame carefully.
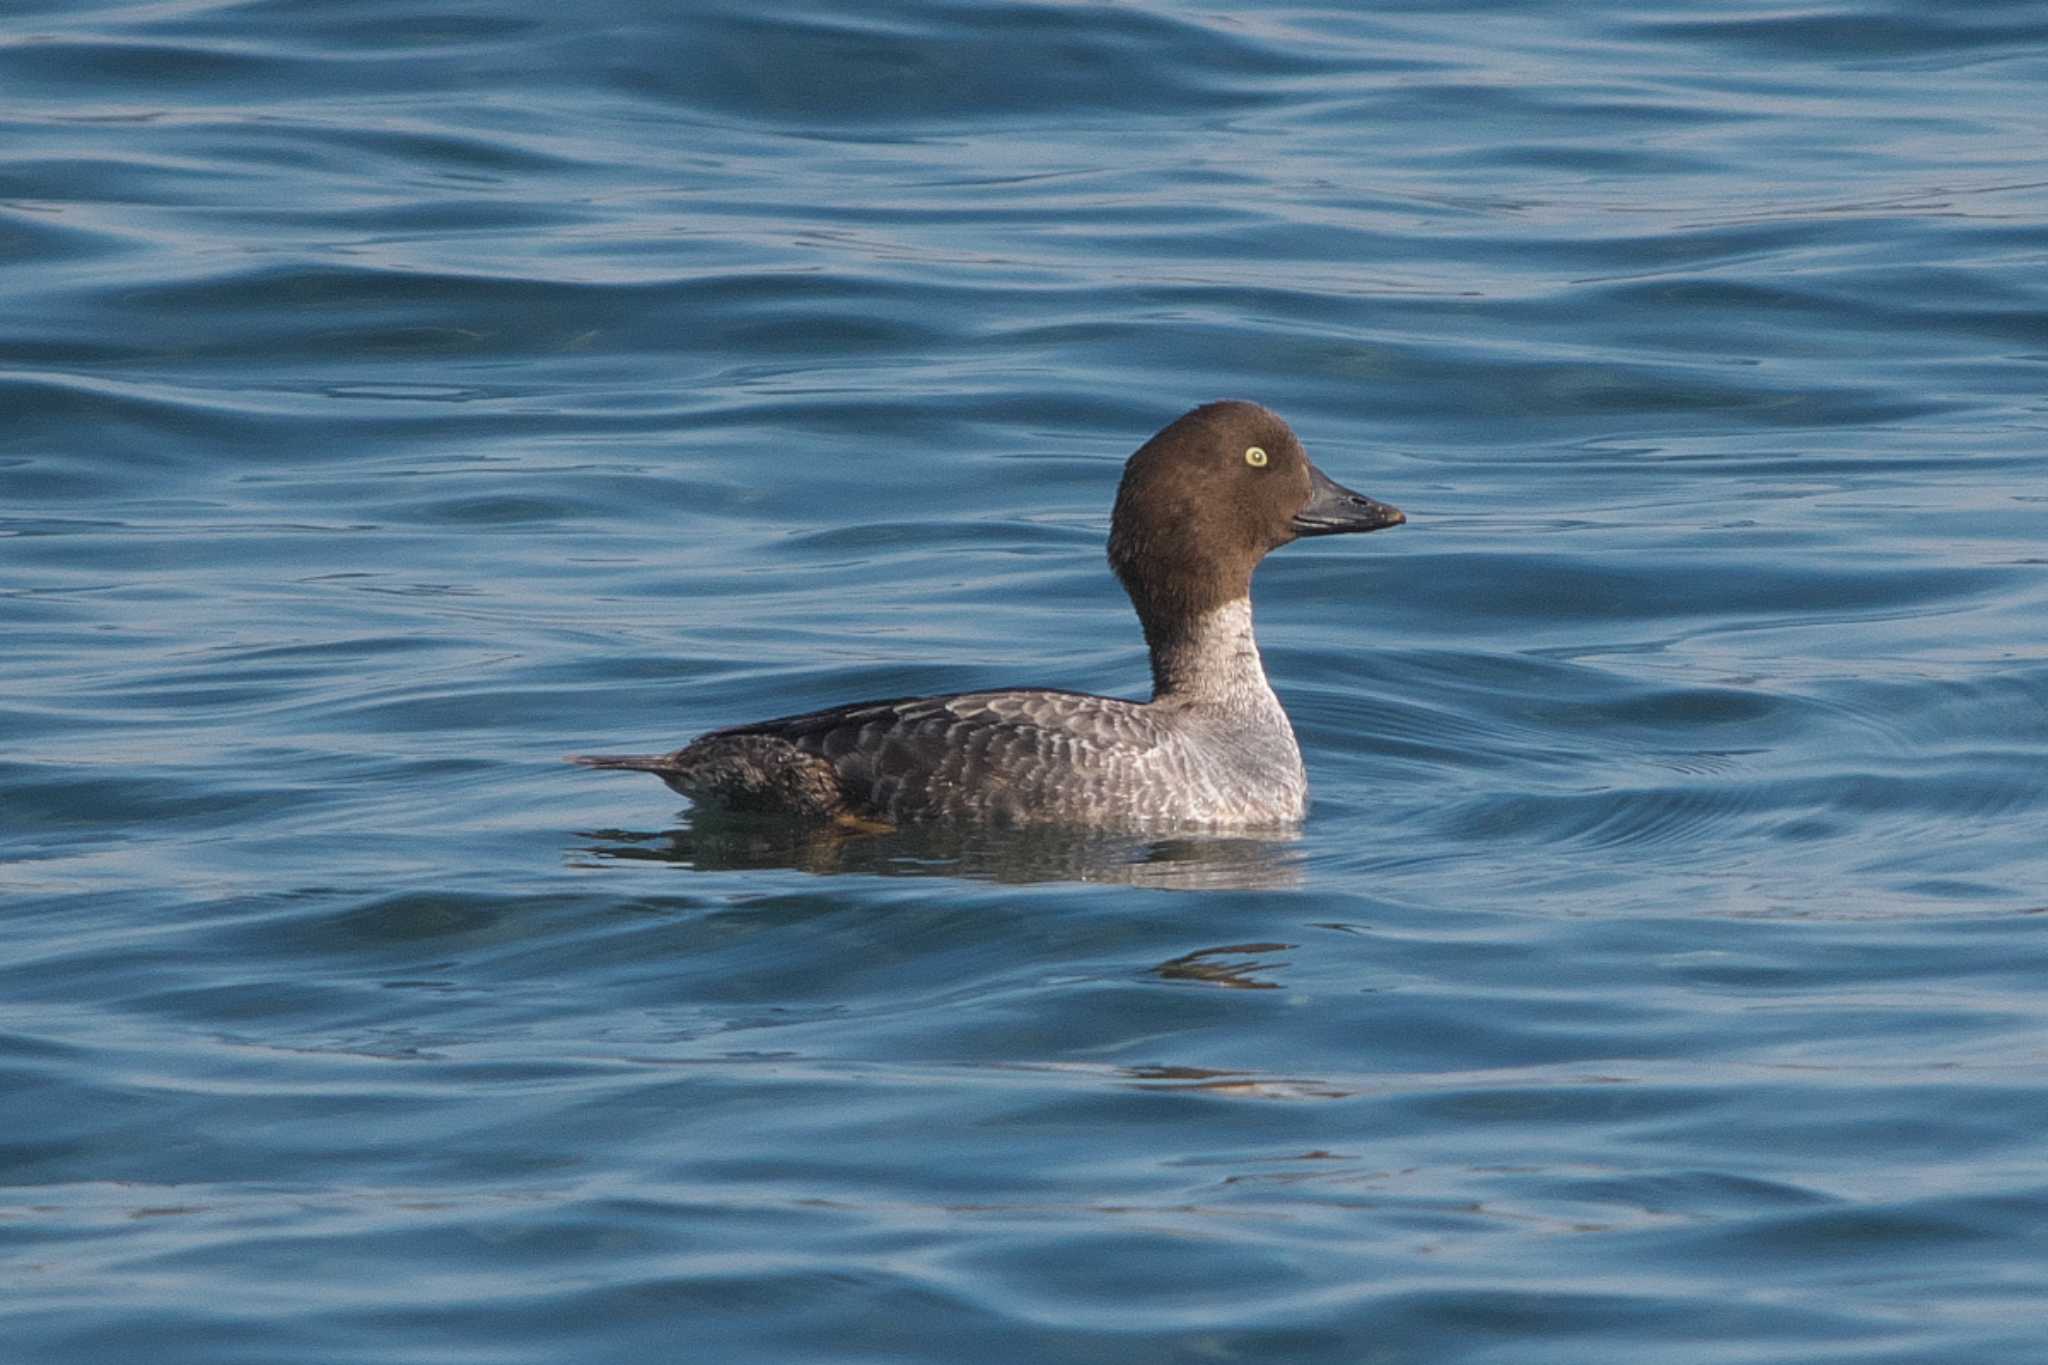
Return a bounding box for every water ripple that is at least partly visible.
[5,0,2048,1361]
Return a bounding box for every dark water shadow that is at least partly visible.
[570,812,1305,890]
[1152,943,1294,988]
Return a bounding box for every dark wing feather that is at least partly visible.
[686,688,1164,823]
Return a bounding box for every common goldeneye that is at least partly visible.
[572,401,1403,827]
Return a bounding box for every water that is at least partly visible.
[4,1,2047,1359]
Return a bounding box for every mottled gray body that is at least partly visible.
[583,599,1307,828]
[572,401,1402,829]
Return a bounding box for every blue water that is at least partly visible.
[5,1,2047,1359]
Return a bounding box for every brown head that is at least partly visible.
[1106,402,1404,654]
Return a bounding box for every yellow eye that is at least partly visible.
[1244,446,1268,468]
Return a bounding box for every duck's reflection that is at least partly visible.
[573,812,1304,890]
[1151,943,1293,988]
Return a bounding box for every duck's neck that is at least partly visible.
[1144,596,1282,713]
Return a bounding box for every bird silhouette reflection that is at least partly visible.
[573,811,1305,890]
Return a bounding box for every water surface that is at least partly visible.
[5,2,2048,1361]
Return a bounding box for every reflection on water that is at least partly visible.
[1122,1064,1355,1101]
[572,813,1305,889]
[1152,943,1294,989]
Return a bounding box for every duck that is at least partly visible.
[571,401,1403,827]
